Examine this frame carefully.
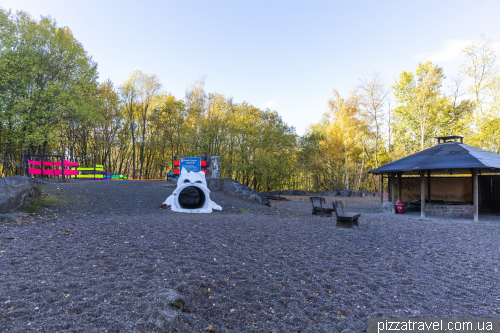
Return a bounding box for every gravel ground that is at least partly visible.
[1,180,499,332]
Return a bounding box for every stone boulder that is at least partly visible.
[353,191,362,197]
[378,201,393,212]
[0,212,30,223]
[375,193,389,199]
[269,190,281,196]
[362,190,375,197]
[147,289,186,329]
[339,190,351,197]
[326,190,340,197]
[293,190,305,196]
[316,191,327,196]
[0,176,38,214]
[280,190,293,196]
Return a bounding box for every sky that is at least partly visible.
[2,0,500,135]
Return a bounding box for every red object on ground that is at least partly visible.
[396,200,404,214]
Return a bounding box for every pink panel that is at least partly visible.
[63,160,79,167]
[28,160,79,167]
[42,162,61,166]
[28,168,42,175]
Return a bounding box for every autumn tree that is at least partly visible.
[326,90,368,190]
[119,71,140,179]
[137,72,161,179]
[393,61,446,152]
[0,9,99,175]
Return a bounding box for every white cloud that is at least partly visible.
[262,98,276,109]
[415,39,472,62]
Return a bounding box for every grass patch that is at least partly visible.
[239,208,252,213]
[24,194,80,213]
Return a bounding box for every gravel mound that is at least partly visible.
[0,181,499,332]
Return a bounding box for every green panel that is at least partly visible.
[77,174,104,178]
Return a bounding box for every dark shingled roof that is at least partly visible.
[369,142,500,175]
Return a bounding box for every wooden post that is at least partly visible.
[380,174,383,203]
[61,156,64,179]
[398,172,402,201]
[427,170,431,203]
[420,171,425,218]
[473,169,478,222]
[391,173,396,214]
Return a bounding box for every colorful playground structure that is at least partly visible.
[76,164,109,179]
[26,155,126,180]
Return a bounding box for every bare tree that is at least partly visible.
[384,97,394,162]
[460,35,498,115]
[358,73,389,168]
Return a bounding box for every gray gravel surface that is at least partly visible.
[0,181,499,332]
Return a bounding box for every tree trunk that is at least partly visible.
[344,145,349,190]
[374,125,379,168]
[0,143,10,168]
[139,105,148,179]
[358,145,365,190]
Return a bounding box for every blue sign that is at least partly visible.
[180,157,201,173]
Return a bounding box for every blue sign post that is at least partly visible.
[179,157,201,173]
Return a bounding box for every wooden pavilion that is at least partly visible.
[369,136,500,221]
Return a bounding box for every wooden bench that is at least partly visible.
[332,200,361,228]
[309,197,335,217]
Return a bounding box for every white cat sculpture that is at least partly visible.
[163,167,222,213]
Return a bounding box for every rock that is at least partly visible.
[293,190,305,196]
[256,195,270,206]
[0,212,30,223]
[151,289,185,328]
[0,176,38,214]
[362,190,375,197]
[207,178,269,205]
[339,190,351,197]
[326,190,339,197]
[280,190,293,196]
[378,202,393,212]
[269,190,281,196]
[375,193,389,199]
[316,191,327,196]
[354,191,362,197]
[205,324,216,332]
[163,288,185,312]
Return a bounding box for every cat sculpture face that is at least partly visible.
[163,167,222,213]
[176,168,207,188]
